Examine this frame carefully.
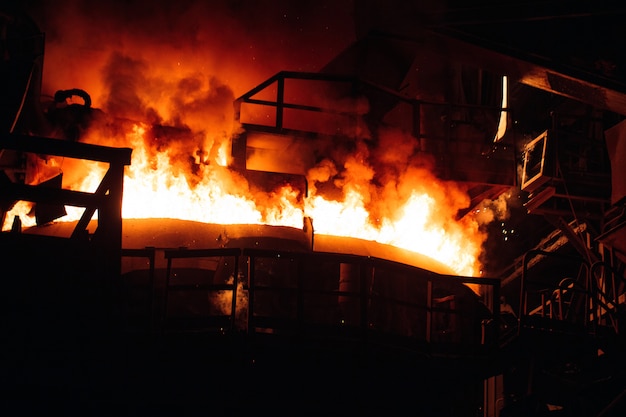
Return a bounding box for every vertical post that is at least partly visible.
[230,253,239,332]
[100,161,125,278]
[483,374,505,417]
[359,262,368,342]
[492,282,501,345]
[163,254,174,332]
[426,278,432,343]
[484,283,500,347]
[276,76,284,130]
[230,132,248,170]
[339,262,358,325]
[93,160,127,332]
[296,255,304,338]
[233,98,242,124]
[147,247,156,331]
[247,255,255,334]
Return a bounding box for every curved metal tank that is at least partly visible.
[19,217,491,350]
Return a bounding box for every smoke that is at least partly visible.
[16,0,504,276]
[473,192,510,226]
[306,123,473,229]
[26,0,356,101]
[101,53,151,124]
[24,0,357,167]
[95,50,238,168]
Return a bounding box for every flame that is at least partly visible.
[3,1,499,279]
[3,120,485,277]
[2,93,489,278]
[119,124,303,225]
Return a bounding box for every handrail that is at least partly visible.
[232,70,517,189]
[1,133,132,164]
[519,249,603,334]
[156,245,500,356]
[121,247,157,331]
[162,247,242,333]
[1,135,132,233]
[236,71,356,102]
[1,132,133,276]
[234,70,513,145]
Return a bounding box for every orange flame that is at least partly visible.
[4,1,498,279]
[3,123,486,278]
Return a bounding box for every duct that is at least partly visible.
[351,1,626,115]
[425,27,626,115]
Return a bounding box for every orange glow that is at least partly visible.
[2,1,500,280]
[3,118,486,277]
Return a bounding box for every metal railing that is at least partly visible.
[1,133,132,276]
[127,245,501,357]
[232,70,517,188]
[519,249,623,336]
[234,70,513,144]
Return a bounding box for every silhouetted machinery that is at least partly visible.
[0,8,499,416]
[2,5,625,417]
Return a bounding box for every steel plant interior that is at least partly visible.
[1,2,626,417]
